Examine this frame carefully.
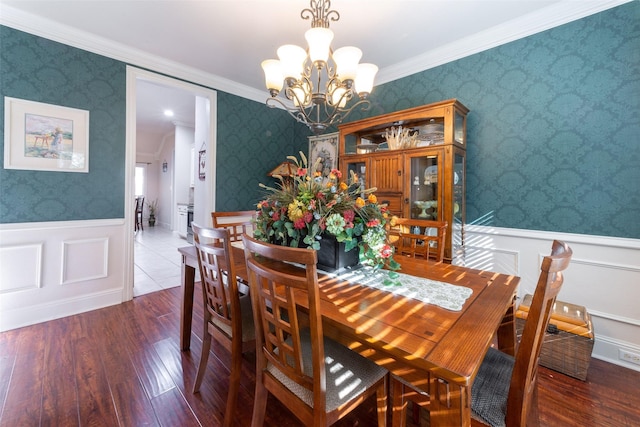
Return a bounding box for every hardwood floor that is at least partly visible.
[1,283,639,426]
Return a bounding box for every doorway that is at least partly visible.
[124,66,217,300]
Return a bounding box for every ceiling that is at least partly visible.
[1,0,628,153]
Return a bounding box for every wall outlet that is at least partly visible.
[619,349,640,366]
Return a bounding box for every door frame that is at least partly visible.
[124,66,217,301]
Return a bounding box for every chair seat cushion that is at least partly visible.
[267,329,387,412]
[471,347,515,427]
[211,292,255,342]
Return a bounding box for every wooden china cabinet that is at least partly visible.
[338,99,469,262]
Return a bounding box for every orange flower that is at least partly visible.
[368,194,377,204]
[355,197,366,208]
[339,182,348,191]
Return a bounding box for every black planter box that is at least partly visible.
[315,235,360,272]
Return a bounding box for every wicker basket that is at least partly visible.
[516,294,594,381]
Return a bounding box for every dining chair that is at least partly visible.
[134,196,144,232]
[387,218,447,262]
[470,240,573,427]
[392,240,573,427]
[242,234,389,427]
[212,210,256,243]
[387,218,447,425]
[191,223,255,427]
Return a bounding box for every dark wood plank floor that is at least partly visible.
[1,283,639,426]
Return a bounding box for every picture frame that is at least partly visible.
[3,97,89,173]
[308,131,338,179]
[198,148,206,180]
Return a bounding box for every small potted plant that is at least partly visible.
[147,199,158,226]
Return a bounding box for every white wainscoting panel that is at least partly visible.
[1,219,638,372]
[0,243,43,293]
[61,238,109,285]
[0,219,128,332]
[462,225,640,372]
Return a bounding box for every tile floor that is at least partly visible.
[133,225,193,297]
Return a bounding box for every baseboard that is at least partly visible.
[592,335,640,372]
[0,288,123,332]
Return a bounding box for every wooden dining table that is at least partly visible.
[178,244,519,427]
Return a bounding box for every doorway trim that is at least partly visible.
[124,66,217,301]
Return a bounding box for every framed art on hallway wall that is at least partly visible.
[3,97,90,173]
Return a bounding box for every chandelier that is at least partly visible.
[261,0,378,135]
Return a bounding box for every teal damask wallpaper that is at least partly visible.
[0,26,304,223]
[1,2,638,239]
[346,2,640,238]
[215,92,306,211]
[0,26,127,223]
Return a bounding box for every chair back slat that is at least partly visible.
[507,240,573,426]
[388,218,447,262]
[242,235,324,398]
[192,223,238,331]
[212,210,256,242]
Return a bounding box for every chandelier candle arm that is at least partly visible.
[333,46,362,82]
[262,0,378,135]
[261,59,283,96]
[305,27,334,64]
[355,63,378,98]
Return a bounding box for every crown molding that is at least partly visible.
[2,1,632,99]
[0,4,265,104]
[376,0,633,85]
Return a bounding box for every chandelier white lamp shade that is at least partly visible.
[261,0,378,135]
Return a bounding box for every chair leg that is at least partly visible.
[192,330,212,393]
[376,377,388,427]
[391,378,408,427]
[223,342,243,427]
[412,402,421,424]
[250,379,268,427]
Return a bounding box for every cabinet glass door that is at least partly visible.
[452,153,465,260]
[345,159,367,197]
[409,154,439,220]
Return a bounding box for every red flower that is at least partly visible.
[331,169,342,179]
[272,211,280,221]
[303,211,313,223]
[380,244,392,259]
[366,218,380,227]
[343,209,355,223]
[297,168,307,176]
[293,218,306,229]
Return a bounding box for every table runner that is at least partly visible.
[326,267,473,311]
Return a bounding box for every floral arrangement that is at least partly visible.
[254,152,400,272]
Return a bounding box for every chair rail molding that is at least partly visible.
[462,224,640,372]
